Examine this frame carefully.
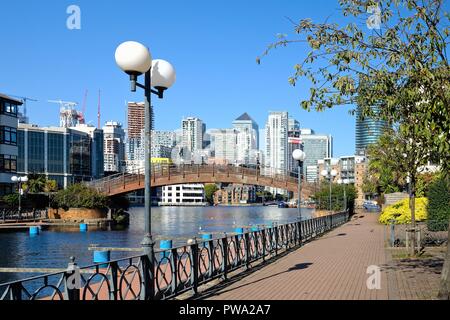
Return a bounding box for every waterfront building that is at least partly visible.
[354,156,368,207]
[17,123,104,188]
[355,105,389,156]
[214,184,256,205]
[0,94,20,195]
[182,117,203,153]
[300,132,333,183]
[103,121,125,174]
[160,184,206,205]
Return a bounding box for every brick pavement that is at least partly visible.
[204,213,390,300]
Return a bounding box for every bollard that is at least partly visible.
[159,240,173,259]
[201,234,212,248]
[251,226,259,232]
[29,226,40,236]
[79,223,88,232]
[93,250,111,268]
[234,228,244,234]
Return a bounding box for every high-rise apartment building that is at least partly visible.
[264,111,289,175]
[209,129,239,164]
[103,121,125,174]
[355,106,389,155]
[152,130,176,159]
[0,94,20,195]
[182,117,203,153]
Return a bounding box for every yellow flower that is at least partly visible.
[379,197,428,225]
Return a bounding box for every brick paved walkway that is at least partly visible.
[204,213,389,300]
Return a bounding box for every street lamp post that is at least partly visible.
[337,178,350,212]
[115,41,176,274]
[11,176,28,220]
[321,168,338,212]
[292,149,306,222]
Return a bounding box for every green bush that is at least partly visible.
[427,177,450,231]
[313,183,356,213]
[52,183,109,210]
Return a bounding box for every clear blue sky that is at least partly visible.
[0,0,358,157]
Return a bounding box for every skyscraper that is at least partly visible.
[355,106,389,155]
[232,113,259,165]
[265,111,289,174]
[209,129,239,164]
[152,131,176,159]
[182,117,203,153]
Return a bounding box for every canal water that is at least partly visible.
[0,206,313,284]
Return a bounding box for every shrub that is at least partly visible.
[427,177,450,231]
[379,197,428,225]
[52,183,109,210]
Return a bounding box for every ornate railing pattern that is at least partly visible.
[0,211,349,300]
[1,209,48,223]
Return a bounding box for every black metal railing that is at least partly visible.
[1,209,48,223]
[0,211,349,300]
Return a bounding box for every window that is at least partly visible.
[0,101,18,117]
[0,155,17,173]
[0,126,17,146]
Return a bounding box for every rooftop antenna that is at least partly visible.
[97,90,101,129]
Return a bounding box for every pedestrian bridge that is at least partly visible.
[88,164,315,199]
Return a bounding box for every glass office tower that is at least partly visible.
[355,106,389,155]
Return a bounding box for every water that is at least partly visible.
[0,206,313,284]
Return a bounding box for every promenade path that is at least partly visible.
[204,213,390,300]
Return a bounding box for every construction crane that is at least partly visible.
[5,94,38,124]
[48,99,80,128]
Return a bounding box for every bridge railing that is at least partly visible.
[0,211,349,300]
[87,164,310,195]
[0,209,48,223]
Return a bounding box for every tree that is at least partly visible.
[313,182,356,212]
[52,184,109,210]
[258,0,449,295]
[204,184,219,205]
[258,0,449,172]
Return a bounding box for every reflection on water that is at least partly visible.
[0,206,313,284]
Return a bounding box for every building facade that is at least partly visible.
[151,130,176,159]
[17,124,103,188]
[214,184,256,205]
[182,117,203,153]
[265,111,289,174]
[0,94,21,195]
[103,121,125,174]
[300,132,333,183]
[160,184,206,205]
[232,112,259,159]
[209,128,239,165]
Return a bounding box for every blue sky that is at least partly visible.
[1,0,359,156]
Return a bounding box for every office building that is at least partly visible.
[355,106,389,155]
[301,132,333,183]
[103,121,125,174]
[0,94,21,195]
[209,129,239,165]
[151,131,176,159]
[232,112,259,150]
[17,123,104,188]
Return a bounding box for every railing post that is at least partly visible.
[168,165,171,181]
[2,209,5,223]
[171,247,178,295]
[221,236,228,281]
[109,261,119,300]
[10,282,23,301]
[190,240,199,296]
[274,225,279,256]
[122,172,126,189]
[244,232,250,270]
[261,229,266,262]
[65,257,80,301]
[141,254,154,300]
[197,164,200,177]
[212,163,215,177]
